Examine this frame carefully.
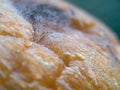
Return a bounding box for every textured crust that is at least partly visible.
[0,0,120,90]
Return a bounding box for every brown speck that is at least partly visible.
[71,18,95,31]
[0,13,4,18]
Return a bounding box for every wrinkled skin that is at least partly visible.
[0,0,120,90]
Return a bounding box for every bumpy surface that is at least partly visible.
[0,0,120,90]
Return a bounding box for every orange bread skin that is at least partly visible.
[0,0,120,90]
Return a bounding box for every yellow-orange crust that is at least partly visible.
[0,0,120,90]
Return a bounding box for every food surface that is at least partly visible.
[0,0,120,90]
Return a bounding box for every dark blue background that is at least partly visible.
[68,0,120,39]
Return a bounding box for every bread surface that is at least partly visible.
[0,0,120,90]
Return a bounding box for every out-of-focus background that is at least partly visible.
[68,0,120,39]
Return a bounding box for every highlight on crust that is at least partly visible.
[0,0,120,90]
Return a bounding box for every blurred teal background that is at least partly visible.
[68,0,120,39]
